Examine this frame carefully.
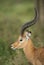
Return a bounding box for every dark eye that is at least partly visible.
[19,38,25,43]
[20,39,23,41]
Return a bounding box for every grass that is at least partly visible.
[0,0,44,65]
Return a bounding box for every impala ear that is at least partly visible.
[26,30,31,36]
[25,30,31,40]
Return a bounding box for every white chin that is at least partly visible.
[11,47,16,50]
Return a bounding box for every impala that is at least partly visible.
[11,8,44,65]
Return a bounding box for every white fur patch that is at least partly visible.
[26,33,31,40]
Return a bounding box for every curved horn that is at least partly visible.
[20,8,38,36]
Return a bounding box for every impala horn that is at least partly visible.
[21,8,38,36]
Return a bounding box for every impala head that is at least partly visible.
[11,8,38,50]
[11,30,31,50]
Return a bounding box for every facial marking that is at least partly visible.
[19,37,25,43]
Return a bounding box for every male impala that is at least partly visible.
[11,8,44,65]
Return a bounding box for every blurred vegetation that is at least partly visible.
[0,0,44,65]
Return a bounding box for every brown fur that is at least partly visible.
[11,34,44,65]
[23,39,44,65]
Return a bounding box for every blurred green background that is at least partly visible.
[0,0,44,65]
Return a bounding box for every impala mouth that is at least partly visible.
[11,44,17,50]
[11,46,16,50]
[11,46,22,50]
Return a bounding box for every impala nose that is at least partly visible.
[11,44,13,49]
[11,44,16,50]
[11,46,16,50]
[11,45,14,49]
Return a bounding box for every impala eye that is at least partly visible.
[19,37,25,43]
[20,39,23,41]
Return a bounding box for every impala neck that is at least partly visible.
[23,38,35,53]
[23,38,36,62]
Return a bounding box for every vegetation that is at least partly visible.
[0,0,44,65]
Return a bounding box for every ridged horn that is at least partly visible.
[20,8,38,36]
